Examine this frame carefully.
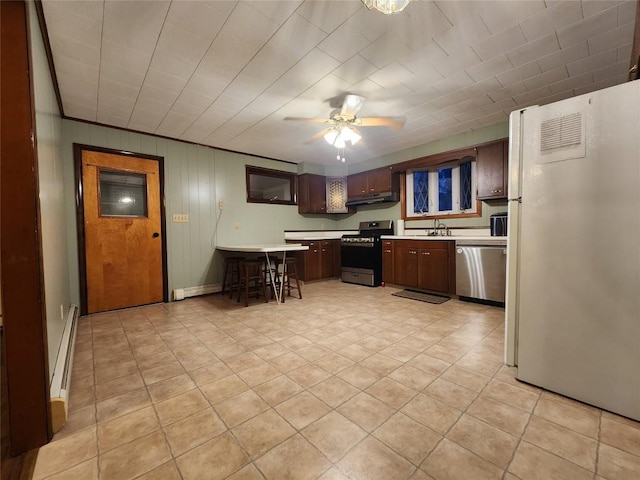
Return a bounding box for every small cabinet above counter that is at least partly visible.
[476,140,508,200]
[297,174,352,214]
[346,167,399,206]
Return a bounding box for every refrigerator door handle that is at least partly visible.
[508,197,522,203]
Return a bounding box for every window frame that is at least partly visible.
[245,165,297,205]
[404,157,481,220]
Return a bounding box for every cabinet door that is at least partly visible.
[368,168,392,193]
[394,245,418,288]
[476,142,507,200]
[298,174,326,213]
[332,239,341,276]
[305,241,322,281]
[326,177,349,213]
[418,247,449,293]
[382,240,394,284]
[320,240,334,278]
[347,172,368,197]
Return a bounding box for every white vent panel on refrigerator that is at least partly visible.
[537,111,586,164]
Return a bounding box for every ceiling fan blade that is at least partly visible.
[304,129,330,144]
[357,116,406,130]
[340,94,366,118]
[284,117,331,124]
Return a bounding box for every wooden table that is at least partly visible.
[216,244,309,304]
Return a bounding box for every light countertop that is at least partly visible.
[382,235,508,243]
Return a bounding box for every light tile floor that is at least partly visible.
[32,280,640,479]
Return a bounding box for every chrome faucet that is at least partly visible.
[437,222,450,236]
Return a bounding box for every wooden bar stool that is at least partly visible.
[221,256,244,299]
[281,256,302,301]
[237,259,268,306]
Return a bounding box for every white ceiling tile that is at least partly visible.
[99,78,140,101]
[518,1,583,41]
[432,71,475,95]
[184,74,228,100]
[481,97,518,115]
[246,0,301,23]
[394,2,452,50]
[431,46,482,78]
[466,55,514,82]
[506,34,560,67]
[64,103,97,121]
[133,97,171,116]
[368,62,414,89]
[149,48,199,80]
[574,73,627,96]
[618,1,638,25]
[297,0,362,33]
[405,87,442,107]
[536,41,589,72]
[460,77,504,100]
[41,1,103,46]
[100,62,145,89]
[155,22,215,62]
[128,108,165,132]
[96,113,129,128]
[434,0,482,26]
[164,1,229,40]
[523,66,569,91]
[102,1,169,53]
[247,49,340,115]
[402,67,445,92]
[212,93,250,112]
[171,101,209,118]
[566,48,618,76]
[145,69,187,94]
[359,33,412,69]
[548,71,593,94]
[488,81,528,102]
[582,0,624,18]
[156,112,197,136]
[472,25,528,61]
[372,83,416,102]
[432,17,490,56]
[101,42,150,76]
[496,60,541,87]
[513,85,552,105]
[556,7,618,48]
[54,57,99,90]
[478,0,547,34]
[587,24,634,55]
[592,59,632,82]
[332,55,379,85]
[317,22,369,62]
[617,42,633,62]
[48,34,100,69]
[138,84,181,106]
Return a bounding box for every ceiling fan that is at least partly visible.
[284,94,405,148]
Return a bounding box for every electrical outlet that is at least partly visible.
[218,201,224,210]
[172,214,189,223]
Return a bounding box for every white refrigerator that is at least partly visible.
[505,80,640,421]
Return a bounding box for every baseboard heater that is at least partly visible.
[173,283,222,300]
[50,304,79,433]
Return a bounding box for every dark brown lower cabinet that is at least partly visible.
[382,240,394,284]
[287,239,340,282]
[389,240,455,294]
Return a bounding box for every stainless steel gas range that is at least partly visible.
[341,220,394,287]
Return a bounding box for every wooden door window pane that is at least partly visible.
[99,170,147,217]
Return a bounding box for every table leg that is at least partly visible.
[264,252,281,305]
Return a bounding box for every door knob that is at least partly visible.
[152,232,160,238]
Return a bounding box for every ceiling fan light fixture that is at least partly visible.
[324,129,346,148]
[362,0,411,14]
[340,126,361,145]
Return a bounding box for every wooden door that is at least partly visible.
[368,167,392,193]
[476,141,507,200]
[320,240,333,278]
[418,247,449,293]
[394,245,418,287]
[304,241,322,281]
[382,240,394,284]
[347,171,368,197]
[80,149,165,314]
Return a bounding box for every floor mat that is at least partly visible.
[392,289,450,304]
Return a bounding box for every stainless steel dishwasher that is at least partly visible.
[455,239,507,303]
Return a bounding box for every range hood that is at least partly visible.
[345,191,399,207]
